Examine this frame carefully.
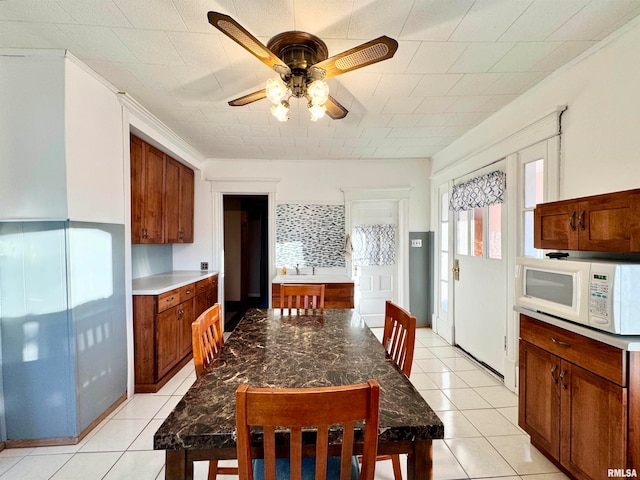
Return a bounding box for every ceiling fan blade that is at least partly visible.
[228,89,267,107]
[208,12,290,74]
[325,96,348,120]
[311,36,398,79]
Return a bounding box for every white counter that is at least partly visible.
[133,270,218,295]
[272,274,353,284]
[515,306,640,351]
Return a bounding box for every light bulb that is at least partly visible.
[271,101,289,122]
[266,77,287,104]
[307,80,329,106]
[308,103,326,121]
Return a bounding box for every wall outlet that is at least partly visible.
[200,262,208,270]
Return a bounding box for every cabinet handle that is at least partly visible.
[551,337,571,348]
[166,297,174,303]
[178,308,184,319]
[550,364,558,384]
[186,290,192,294]
[559,370,567,389]
[568,211,576,231]
[578,210,586,231]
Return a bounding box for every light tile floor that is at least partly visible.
[0,327,569,480]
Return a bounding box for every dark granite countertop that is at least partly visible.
[155,308,444,451]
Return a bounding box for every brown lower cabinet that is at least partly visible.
[519,314,640,479]
[271,282,354,309]
[134,275,218,393]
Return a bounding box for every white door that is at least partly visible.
[452,170,507,375]
[351,201,398,328]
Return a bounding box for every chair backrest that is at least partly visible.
[192,303,224,377]
[382,301,416,377]
[235,380,380,480]
[280,284,325,313]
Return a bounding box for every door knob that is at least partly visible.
[452,259,460,281]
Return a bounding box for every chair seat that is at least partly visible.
[252,456,360,480]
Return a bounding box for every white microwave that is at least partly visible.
[515,257,640,335]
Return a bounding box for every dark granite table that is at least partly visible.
[155,308,444,480]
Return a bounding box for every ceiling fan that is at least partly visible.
[207,12,398,122]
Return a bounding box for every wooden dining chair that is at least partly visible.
[279,284,325,313]
[192,303,238,479]
[376,300,417,480]
[235,380,380,480]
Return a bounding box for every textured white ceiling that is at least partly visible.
[1,0,640,161]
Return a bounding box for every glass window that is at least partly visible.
[440,280,448,311]
[457,210,469,255]
[488,204,502,259]
[523,158,544,257]
[524,160,544,209]
[439,191,449,314]
[440,252,448,280]
[471,208,483,257]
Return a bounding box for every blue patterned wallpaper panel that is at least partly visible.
[276,204,345,268]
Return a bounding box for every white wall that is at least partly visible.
[0,51,67,220]
[432,17,640,200]
[65,58,125,224]
[202,158,431,230]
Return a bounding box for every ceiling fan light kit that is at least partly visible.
[207,11,398,122]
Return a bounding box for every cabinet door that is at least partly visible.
[165,158,195,243]
[194,289,217,320]
[577,191,640,252]
[165,157,181,243]
[533,199,579,250]
[560,361,627,480]
[143,144,166,243]
[178,299,194,359]
[157,307,179,378]
[179,165,194,243]
[130,135,145,243]
[519,340,561,459]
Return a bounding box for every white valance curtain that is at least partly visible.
[352,224,396,266]
[449,170,506,212]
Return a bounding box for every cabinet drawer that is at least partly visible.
[158,288,181,313]
[196,277,212,293]
[180,283,196,301]
[520,315,626,386]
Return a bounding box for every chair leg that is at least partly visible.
[391,454,402,480]
[207,460,218,480]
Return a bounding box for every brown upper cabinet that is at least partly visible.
[130,134,194,244]
[131,135,165,243]
[534,188,640,252]
[165,157,194,243]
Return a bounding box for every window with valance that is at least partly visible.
[449,170,506,212]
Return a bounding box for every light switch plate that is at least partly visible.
[411,239,422,247]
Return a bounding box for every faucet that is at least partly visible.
[312,265,316,275]
[296,264,299,275]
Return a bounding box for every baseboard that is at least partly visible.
[4,392,127,448]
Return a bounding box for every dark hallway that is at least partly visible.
[223,195,269,331]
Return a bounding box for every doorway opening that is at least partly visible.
[223,195,269,331]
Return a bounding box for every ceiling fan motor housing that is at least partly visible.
[267,31,329,98]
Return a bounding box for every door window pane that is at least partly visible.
[440,280,448,311]
[440,252,448,280]
[524,159,544,209]
[457,211,469,255]
[471,208,483,257]
[523,210,536,257]
[488,204,502,259]
[441,192,449,218]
